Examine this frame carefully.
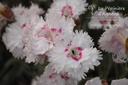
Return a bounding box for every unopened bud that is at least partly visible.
[125,38,128,56]
[0,3,13,20]
[74,18,81,27]
[101,80,108,85]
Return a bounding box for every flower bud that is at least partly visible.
[0,3,13,20]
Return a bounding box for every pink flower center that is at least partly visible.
[49,73,56,79]
[76,47,83,51]
[71,47,83,61]
[61,6,73,17]
[67,41,72,46]
[99,20,107,25]
[48,73,69,80]
[35,24,48,37]
[65,45,83,61]
[41,25,46,30]
[50,28,63,37]
[58,28,62,33]
[51,28,57,32]
[60,74,69,80]
[65,48,68,52]
[21,23,26,29]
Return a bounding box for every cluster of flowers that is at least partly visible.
[2,0,103,85]
[89,10,128,63]
[1,0,128,85]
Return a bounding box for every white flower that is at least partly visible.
[31,64,78,85]
[48,0,88,19]
[3,15,53,63]
[28,3,44,15]
[12,3,44,18]
[99,27,124,54]
[99,21,128,63]
[47,30,102,80]
[12,4,28,18]
[2,15,32,60]
[85,77,102,85]
[89,10,121,29]
[111,78,128,85]
[23,37,53,63]
[84,77,128,85]
[22,16,53,63]
[46,12,75,39]
[2,21,25,59]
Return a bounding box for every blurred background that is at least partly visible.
[0,0,128,85]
